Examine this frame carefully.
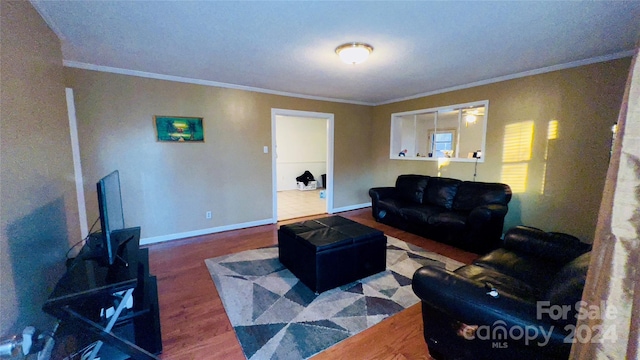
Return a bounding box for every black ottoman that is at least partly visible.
[278,216,387,293]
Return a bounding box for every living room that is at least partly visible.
[2,1,639,359]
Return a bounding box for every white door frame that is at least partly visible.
[66,88,89,238]
[271,108,334,223]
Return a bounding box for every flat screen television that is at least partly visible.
[96,170,125,265]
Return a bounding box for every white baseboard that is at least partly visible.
[331,202,372,213]
[140,203,372,245]
[140,218,273,245]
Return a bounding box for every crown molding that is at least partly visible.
[63,60,373,106]
[376,50,636,106]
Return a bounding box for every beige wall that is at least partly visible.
[64,69,373,241]
[0,1,79,335]
[372,58,631,242]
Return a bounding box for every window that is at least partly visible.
[428,129,456,158]
[500,121,533,193]
[390,100,488,162]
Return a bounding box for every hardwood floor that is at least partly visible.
[147,208,478,360]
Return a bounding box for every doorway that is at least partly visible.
[271,109,334,223]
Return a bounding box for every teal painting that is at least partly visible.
[154,116,204,142]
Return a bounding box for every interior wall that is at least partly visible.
[371,58,632,242]
[0,1,80,335]
[64,68,373,242]
[276,116,327,191]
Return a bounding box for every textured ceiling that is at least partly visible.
[32,1,640,105]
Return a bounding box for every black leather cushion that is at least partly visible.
[545,252,591,308]
[473,248,563,287]
[453,181,512,211]
[314,216,356,228]
[400,205,443,223]
[378,198,415,216]
[423,177,460,209]
[546,232,592,262]
[334,222,384,243]
[395,174,429,204]
[427,211,467,228]
[279,220,327,237]
[504,226,591,263]
[296,228,352,251]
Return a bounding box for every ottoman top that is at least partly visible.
[297,228,353,251]
[279,216,384,251]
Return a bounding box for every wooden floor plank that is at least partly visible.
[148,208,477,359]
[312,304,431,360]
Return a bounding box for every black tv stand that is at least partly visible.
[77,232,109,264]
[113,231,137,268]
[82,229,137,268]
[44,227,162,359]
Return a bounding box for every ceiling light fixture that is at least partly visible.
[335,42,373,64]
[464,114,477,125]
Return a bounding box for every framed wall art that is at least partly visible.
[154,115,204,142]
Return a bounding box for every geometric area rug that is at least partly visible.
[205,236,464,360]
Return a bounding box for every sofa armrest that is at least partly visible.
[468,204,508,223]
[368,187,396,201]
[412,265,568,345]
[502,226,591,263]
[463,204,509,252]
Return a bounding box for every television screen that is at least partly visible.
[97,170,125,265]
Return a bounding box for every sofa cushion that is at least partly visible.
[453,181,512,211]
[427,211,467,228]
[400,204,444,223]
[423,177,460,209]
[473,248,563,288]
[395,174,429,204]
[378,198,415,216]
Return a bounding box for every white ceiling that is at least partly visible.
[31,1,640,105]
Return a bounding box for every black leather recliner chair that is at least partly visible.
[412,226,592,360]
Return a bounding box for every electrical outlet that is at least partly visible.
[206,211,212,219]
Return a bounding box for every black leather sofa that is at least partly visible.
[412,226,592,360]
[369,175,512,253]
